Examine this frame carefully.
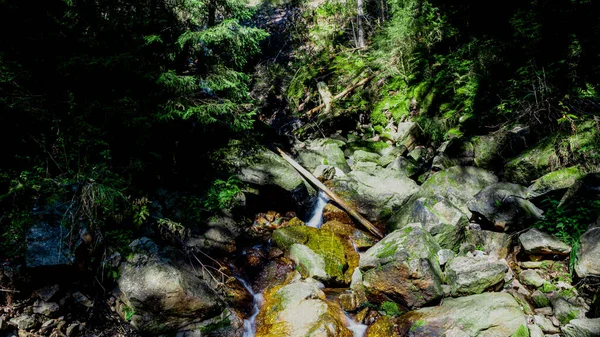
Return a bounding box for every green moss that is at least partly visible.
[381,301,403,317]
[532,293,551,308]
[410,319,427,332]
[510,324,530,337]
[540,282,557,293]
[558,309,579,325]
[376,240,397,259]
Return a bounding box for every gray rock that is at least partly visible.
[431,154,457,171]
[33,300,60,317]
[552,296,585,325]
[467,182,543,230]
[288,244,328,281]
[527,324,544,337]
[116,239,225,334]
[184,215,241,254]
[386,156,418,176]
[352,150,380,165]
[389,196,467,251]
[416,166,498,215]
[396,292,527,336]
[445,256,508,296]
[437,249,456,266]
[520,261,544,269]
[575,228,600,278]
[313,165,345,180]
[534,315,560,334]
[519,270,545,288]
[531,290,551,308]
[9,315,37,330]
[359,224,443,309]
[527,166,584,199]
[562,318,600,337]
[465,229,511,259]
[72,291,93,308]
[519,228,571,256]
[534,307,553,316]
[331,166,419,222]
[36,284,60,302]
[26,223,73,268]
[297,138,351,173]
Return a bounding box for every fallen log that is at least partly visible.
[275,147,384,238]
[302,75,376,118]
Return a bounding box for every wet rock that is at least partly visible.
[330,166,419,222]
[465,229,511,259]
[389,196,467,251]
[575,228,600,278]
[527,166,584,199]
[185,215,240,254]
[520,270,545,288]
[26,222,74,268]
[321,220,377,250]
[289,244,328,280]
[33,300,60,317]
[562,317,600,337]
[365,316,394,337]
[175,309,243,337]
[116,239,227,334]
[322,204,353,225]
[467,182,543,230]
[415,166,498,215]
[255,276,353,337]
[397,292,527,336]
[359,224,443,309]
[519,228,571,256]
[297,138,351,173]
[445,256,508,296]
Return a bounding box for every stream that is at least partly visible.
[240,191,367,337]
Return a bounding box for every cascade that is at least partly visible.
[306,191,330,228]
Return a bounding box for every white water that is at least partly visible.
[238,278,263,337]
[346,313,368,337]
[306,191,330,228]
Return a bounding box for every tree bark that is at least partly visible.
[357,0,366,48]
[275,147,384,238]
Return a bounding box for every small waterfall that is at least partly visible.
[346,313,367,337]
[238,278,263,337]
[306,191,330,228]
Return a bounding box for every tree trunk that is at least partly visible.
[357,0,366,48]
[208,0,216,27]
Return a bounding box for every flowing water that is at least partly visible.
[238,278,263,337]
[346,313,368,337]
[306,191,330,228]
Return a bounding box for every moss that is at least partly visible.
[540,282,557,293]
[410,320,427,332]
[510,324,530,337]
[376,240,397,259]
[558,309,579,325]
[381,301,403,317]
[532,293,551,308]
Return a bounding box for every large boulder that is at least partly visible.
[467,182,543,230]
[415,166,498,215]
[115,238,239,335]
[389,196,467,250]
[330,166,419,222]
[272,226,357,285]
[575,228,600,278]
[562,318,600,337]
[296,138,351,173]
[527,166,585,199]
[472,126,529,170]
[445,256,508,296]
[465,229,511,259]
[519,228,571,256]
[358,224,444,309]
[504,137,558,185]
[26,222,74,268]
[396,292,528,336]
[255,276,353,337]
[239,148,312,210]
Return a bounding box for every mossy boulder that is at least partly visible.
[272,226,357,284]
[389,196,467,251]
[467,182,543,230]
[330,166,419,222]
[527,166,584,199]
[297,138,351,173]
[321,220,378,250]
[562,318,600,337]
[575,227,600,278]
[352,150,381,166]
[396,292,527,337]
[345,140,396,157]
[504,137,558,185]
[255,276,353,337]
[519,228,571,256]
[472,126,529,170]
[358,224,444,309]
[365,316,394,337]
[386,156,419,177]
[465,229,511,259]
[445,256,508,296]
[415,166,498,215]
